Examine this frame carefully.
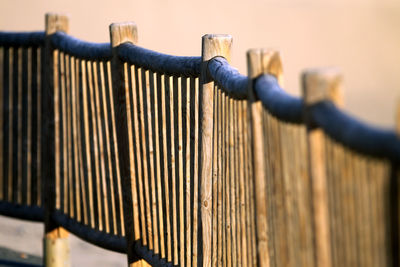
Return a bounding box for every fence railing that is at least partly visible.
[0,31,45,221]
[0,13,400,267]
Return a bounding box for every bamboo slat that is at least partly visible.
[66,55,74,219]
[153,72,165,259]
[81,58,95,229]
[211,85,219,267]
[192,76,200,267]
[185,77,192,267]
[138,67,153,250]
[36,47,42,207]
[16,48,22,204]
[124,63,140,239]
[168,74,178,265]
[73,56,89,225]
[131,65,147,244]
[0,47,3,201]
[160,73,172,262]
[216,88,223,267]
[8,47,13,202]
[107,60,125,236]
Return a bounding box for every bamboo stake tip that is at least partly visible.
[302,67,343,105]
[109,22,138,47]
[45,13,69,35]
[202,34,232,41]
[247,48,283,84]
[201,34,233,62]
[396,98,400,134]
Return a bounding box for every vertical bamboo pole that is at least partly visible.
[302,68,342,267]
[43,13,71,267]
[109,22,150,267]
[0,47,3,201]
[247,48,283,267]
[200,34,232,267]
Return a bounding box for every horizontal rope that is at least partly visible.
[309,101,400,162]
[131,241,174,267]
[254,74,304,123]
[0,201,44,222]
[118,42,201,77]
[52,210,126,253]
[0,31,45,47]
[53,210,174,265]
[207,57,248,99]
[51,32,112,61]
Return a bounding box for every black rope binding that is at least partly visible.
[207,57,248,99]
[0,31,45,47]
[0,201,44,222]
[309,101,400,162]
[118,42,201,78]
[51,32,112,61]
[254,74,304,123]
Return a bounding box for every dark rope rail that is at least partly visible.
[118,42,201,77]
[0,31,45,47]
[51,32,112,61]
[207,57,248,99]
[131,241,174,267]
[52,210,126,253]
[0,201,44,222]
[254,74,304,123]
[309,101,400,162]
[52,210,174,266]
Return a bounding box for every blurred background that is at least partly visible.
[1,0,399,265]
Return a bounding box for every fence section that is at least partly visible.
[302,69,398,267]
[51,34,124,237]
[324,135,392,266]
[248,50,315,267]
[249,48,400,267]
[1,13,400,267]
[0,32,45,221]
[43,15,126,256]
[111,23,202,266]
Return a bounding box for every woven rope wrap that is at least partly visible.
[118,42,201,77]
[0,202,44,222]
[254,73,400,161]
[255,74,303,123]
[207,57,248,99]
[51,31,112,60]
[310,101,400,162]
[0,31,45,47]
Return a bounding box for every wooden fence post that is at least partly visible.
[43,13,70,267]
[302,68,342,267]
[247,48,283,267]
[109,22,150,267]
[200,34,232,267]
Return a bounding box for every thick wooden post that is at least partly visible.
[200,34,232,267]
[43,13,70,267]
[247,49,283,267]
[109,22,150,267]
[302,68,342,267]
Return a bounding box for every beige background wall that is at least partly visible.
[0,0,399,265]
[1,0,399,127]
